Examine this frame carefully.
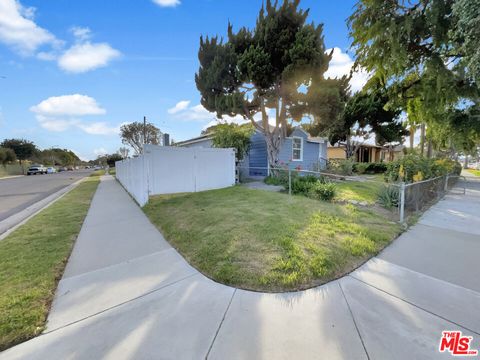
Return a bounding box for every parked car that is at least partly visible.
[46,167,57,174]
[27,165,47,175]
[58,167,68,172]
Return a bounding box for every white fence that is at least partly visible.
[115,145,236,206]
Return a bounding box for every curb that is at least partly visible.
[0,175,24,180]
[0,177,86,241]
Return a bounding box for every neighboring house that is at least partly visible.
[177,127,328,177]
[174,133,213,148]
[327,142,405,163]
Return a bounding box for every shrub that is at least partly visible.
[291,175,319,195]
[354,163,368,174]
[328,158,354,175]
[377,185,399,208]
[365,162,387,174]
[308,182,337,201]
[385,155,463,183]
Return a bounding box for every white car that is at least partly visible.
[46,167,57,174]
[27,165,47,175]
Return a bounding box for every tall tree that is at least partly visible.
[0,139,36,164]
[120,121,161,155]
[329,87,408,158]
[196,0,333,166]
[348,0,480,156]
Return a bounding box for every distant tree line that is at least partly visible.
[0,138,81,166]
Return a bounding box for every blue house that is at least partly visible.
[176,127,328,177]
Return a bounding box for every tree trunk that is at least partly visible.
[420,123,425,156]
[409,125,415,149]
[427,140,433,158]
[464,155,468,169]
[264,133,282,168]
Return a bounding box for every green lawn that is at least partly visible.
[144,186,400,292]
[334,180,383,204]
[0,176,100,350]
[468,169,480,177]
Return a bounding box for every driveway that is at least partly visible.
[0,170,92,222]
[1,174,479,359]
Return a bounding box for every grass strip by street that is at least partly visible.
[144,186,401,292]
[0,176,100,351]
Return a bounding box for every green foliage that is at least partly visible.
[385,154,462,183]
[354,163,368,174]
[328,158,355,176]
[291,175,320,195]
[452,0,480,83]
[331,87,408,146]
[348,0,480,154]
[353,162,388,174]
[196,0,334,165]
[211,123,254,160]
[0,148,16,165]
[106,153,123,167]
[377,185,400,209]
[308,182,337,201]
[32,148,81,166]
[0,139,36,162]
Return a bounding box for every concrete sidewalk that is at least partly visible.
[1,175,479,359]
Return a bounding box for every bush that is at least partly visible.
[328,158,354,176]
[384,155,461,183]
[354,163,368,174]
[377,185,399,208]
[0,147,16,165]
[366,162,387,174]
[308,182,336,201]
[291,175,319,195]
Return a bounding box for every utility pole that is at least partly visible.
[143,116,147,145]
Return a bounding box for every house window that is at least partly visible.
[292,137,303,161]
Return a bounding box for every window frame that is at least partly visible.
[291,136,303,162]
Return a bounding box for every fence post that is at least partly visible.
[444,174,449,192]
[399,182,406,223]
[288,168,292,196]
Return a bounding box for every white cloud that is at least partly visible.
[77,121,119,135]
[93,147,108,156]
[70,26,91,41]
[30,94,106,116]
[152,0,180,7]
[58,42,121,73]
[325,47,369,92]
[0,0,59,55]
[168,101,279,133]
[31,94,119,135]
[168,100,190,114]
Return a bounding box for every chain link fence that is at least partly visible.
[237,165,467,223]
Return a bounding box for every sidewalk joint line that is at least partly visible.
[43,272,199,335]
[338,281,370,360]
[371,258,480,297]
[205,288,237,359]
[348,275,480,336]
[61,248,179,281]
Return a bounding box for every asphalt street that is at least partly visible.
[0,169,93,222]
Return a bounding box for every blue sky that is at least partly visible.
[0,0,361,160]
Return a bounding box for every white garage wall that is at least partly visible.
[116,145,235,206]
